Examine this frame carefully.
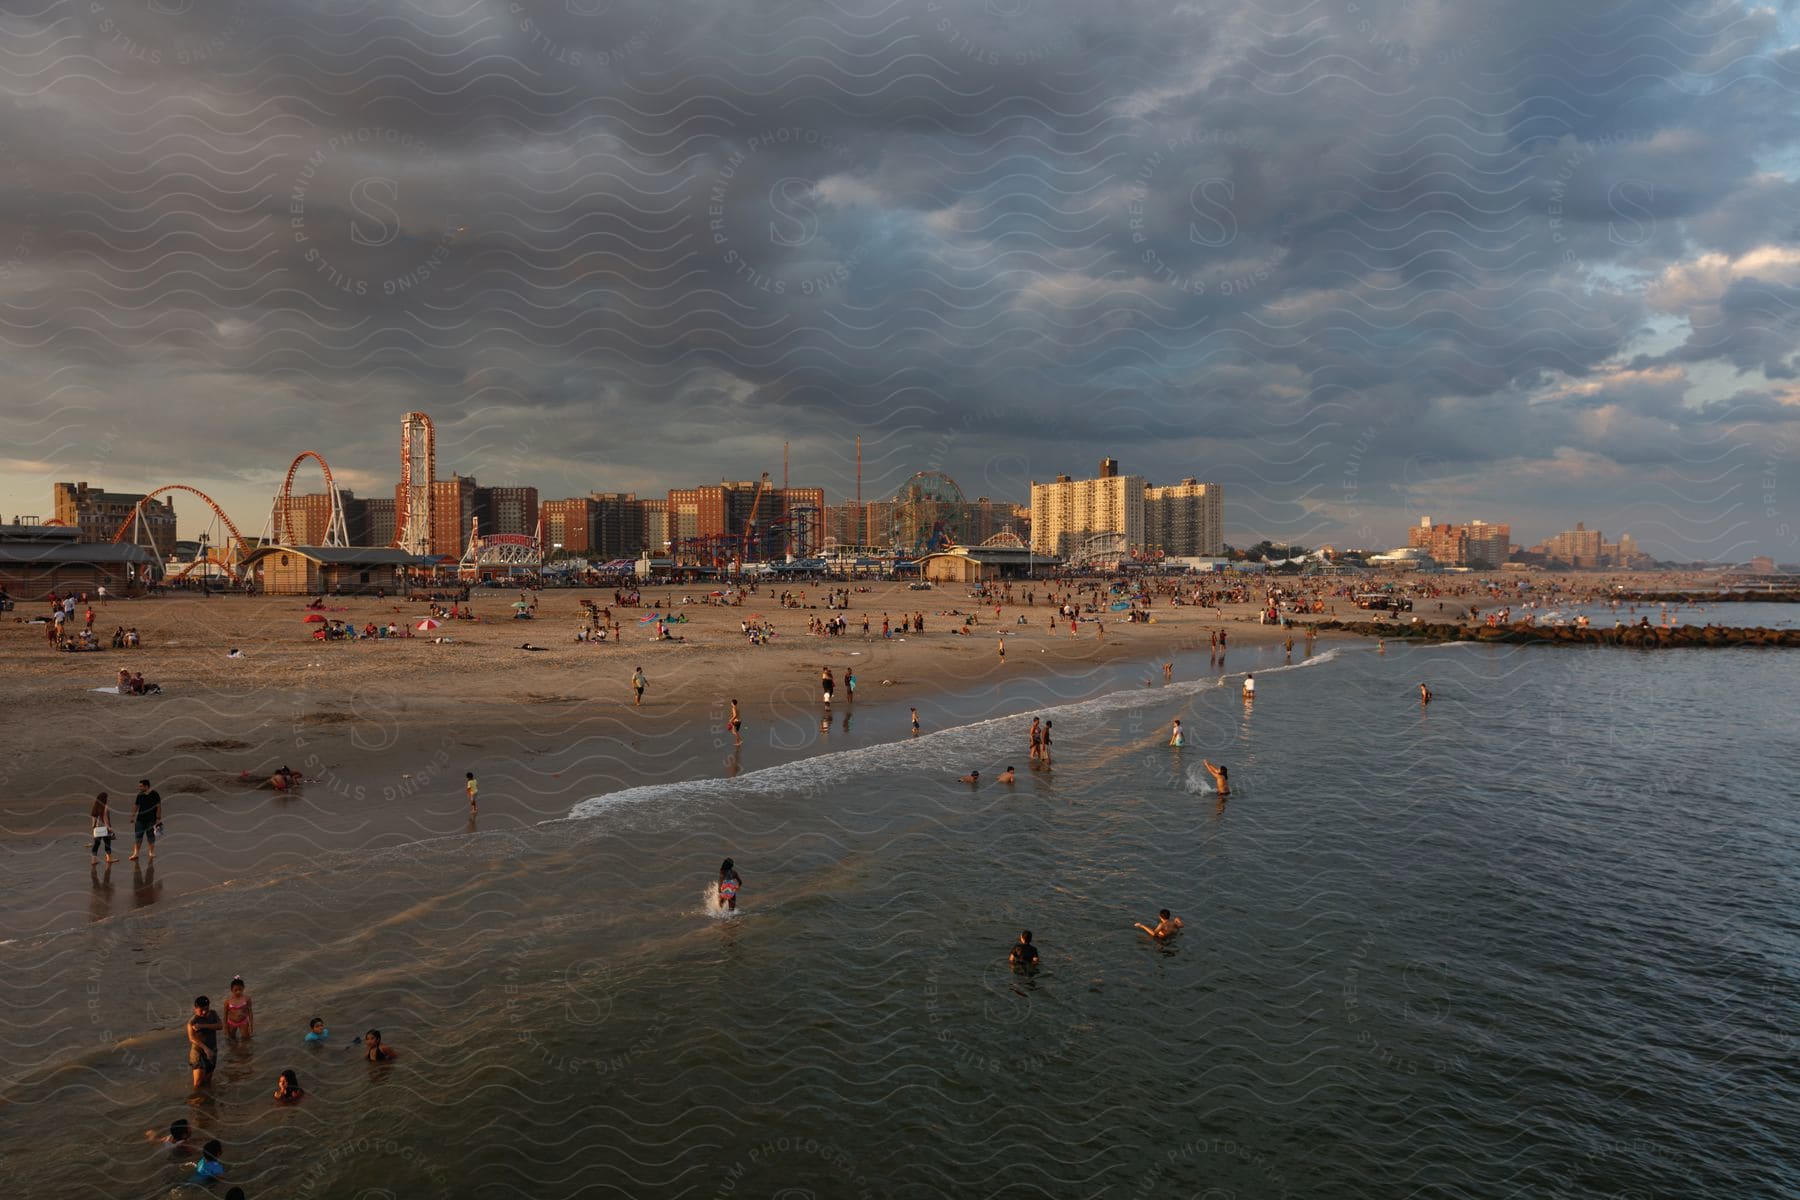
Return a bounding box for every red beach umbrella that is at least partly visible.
[303,614,327,623]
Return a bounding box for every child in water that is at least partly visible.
[224,977,253,1041]
[192,1140,225,1180]
[304,1017,329,1044]
[273,1069,305,1104]
[718,858,743,912]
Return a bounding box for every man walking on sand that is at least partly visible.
[632,667,647,706]
[998,636,1005,664]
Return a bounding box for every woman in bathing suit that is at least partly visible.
[224,976,253,1041]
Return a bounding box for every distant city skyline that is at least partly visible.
[2,1,1798,561]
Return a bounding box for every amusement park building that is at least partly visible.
[917,544,1062,583]
[1029,461,1146,558]
[0,523,160,597]
[242,545,419,595]
[53,482,177,557]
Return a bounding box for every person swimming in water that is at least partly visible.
[1203,759,1230,797]
[304,1017,328,1043]
[1419,682,1433,704]
[1134,909,1183,940]
[1008,930,1040,969]
[273,1069,304,1104]
[146,1118,199,1155]
[997,766,1016,784]
[363,1029,397,1062]
[959,769,980,785]
[191,1139,225,1181]
[718,858,743,912]
[1169,719,1183,747]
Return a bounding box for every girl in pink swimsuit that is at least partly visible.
[224,976,254,1041]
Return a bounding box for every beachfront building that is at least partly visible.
[1368,547,1438,571]
[1030,458,1146,558]
[423,475,478,559]
[640,498,669,554]
[1407,517,1510,569]
[52,481,177,557]
[476,486,539,538]
[359,497,397,547]
[917,544,1063,583]
[588,493,647,559]
[0,523,160,597]
[242,545,418,595]
[542,498,598,555]
[1143,479,1224,557]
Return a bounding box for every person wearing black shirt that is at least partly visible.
[1008,930,1039,969]
[129,780,160,861]
[187,996,223,1087]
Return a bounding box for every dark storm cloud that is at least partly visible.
[1,0,1798,556]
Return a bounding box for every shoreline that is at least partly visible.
[0,582,1308,938]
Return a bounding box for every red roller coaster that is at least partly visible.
[269,450,349,546]
[109,484,253,570]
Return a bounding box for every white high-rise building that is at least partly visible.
[1029,458,1145,557]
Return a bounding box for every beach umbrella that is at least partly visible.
[303,614,327,623]
[512,599,530,609]
[416,618,441,630]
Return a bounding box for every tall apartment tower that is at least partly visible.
[1143,478,1224,556]
[1029,465,1146,557]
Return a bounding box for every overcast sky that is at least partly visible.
[2,0,1798,557]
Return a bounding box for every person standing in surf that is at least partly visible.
[1169,719,1183,748]
[718,858,743,912]
[728,699,743,744]
[1029,717,1042,761]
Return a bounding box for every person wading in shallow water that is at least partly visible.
[718,859,743,911]
[187,996,223,1088]
[129,779,160,862]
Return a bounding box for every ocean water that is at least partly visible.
[5,639,1799,1198]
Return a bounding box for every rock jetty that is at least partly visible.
[1314,620,1800,648]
